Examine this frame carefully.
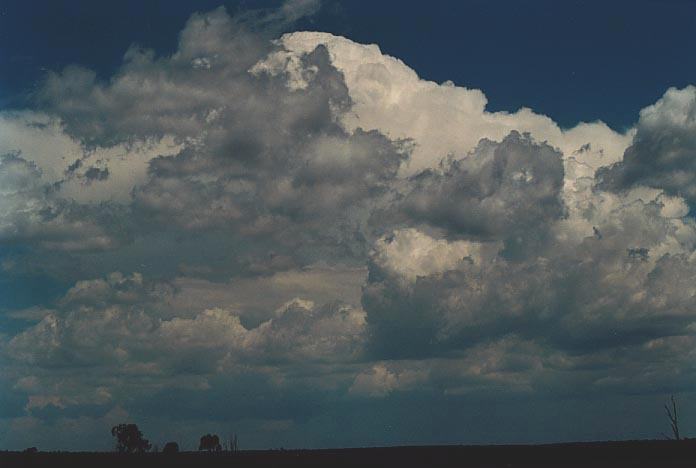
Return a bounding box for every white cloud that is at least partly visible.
[349,363,428,398]
[0,111,181,204]
[7,273,367,395]
[272,32,634,175]
[3,4,696,449]
[371,228,482,283]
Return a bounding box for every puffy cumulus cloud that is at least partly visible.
[370,228,482,283]
[35,6,350,159]
[363,191,696,361]
[1,8,625,278]
[0,152,126,251]
[4,0,696,449]
[25,6,408,277]
[58,271,172,308]
[23,14,633,274]
[156,299,365,368]
[164,265,366,324]
[0,110,180,258]
[363,229,556,359]
[598,86,696,207]
[36,13,265,146]
[0,111,181,204]
[348,363,428,398]
[272,32,634,176]
[132,127,405,241]
[5,272,366,409]
[0,112,82,180]
[241,298,366,364]
[395,132,564,258]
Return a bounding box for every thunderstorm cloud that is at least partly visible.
[1,2,695,450]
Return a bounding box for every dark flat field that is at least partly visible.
[3,440,696,468]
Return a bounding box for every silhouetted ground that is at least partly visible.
[3,440,696,467]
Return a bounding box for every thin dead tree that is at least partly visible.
[663,395,681,441]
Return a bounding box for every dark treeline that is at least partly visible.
[108,423,239,454]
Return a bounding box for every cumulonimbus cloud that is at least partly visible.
[2,2,696,449]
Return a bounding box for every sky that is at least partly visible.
[1,0,696,451]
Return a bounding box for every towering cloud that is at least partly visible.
[1,2,696,450]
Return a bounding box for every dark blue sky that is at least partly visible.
[2,0,695,130]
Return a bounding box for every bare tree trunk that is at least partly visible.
[665,395,681,441]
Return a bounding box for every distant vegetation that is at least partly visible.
[107,423,239,455]
[111,424,151,453]
[5,404,686,468]
[162,441,179,454]
[199,434,222,452]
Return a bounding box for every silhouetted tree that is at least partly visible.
[111,423,151,453]
[664,395,681,441]
[163,441,179,454]
[199,433,222,452]
[23,447,38,454]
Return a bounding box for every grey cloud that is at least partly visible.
[122,41,406,271]
[8,273,365,373]
[396,131,565,258]
[277,0,322,23]
[363,194,696,365]
[58,271,173,308]
[4,2,696,450]
[36,9,260,146]
[65,158,82,174]
[64,157,110,182]
[8,5,408,282]
[83,166,109,182]
[37,4,323,148]
[0,152,127,251]
[598,86,696,207]
[3,269,366,435]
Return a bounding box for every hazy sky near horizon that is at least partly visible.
[2,0,696,450]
